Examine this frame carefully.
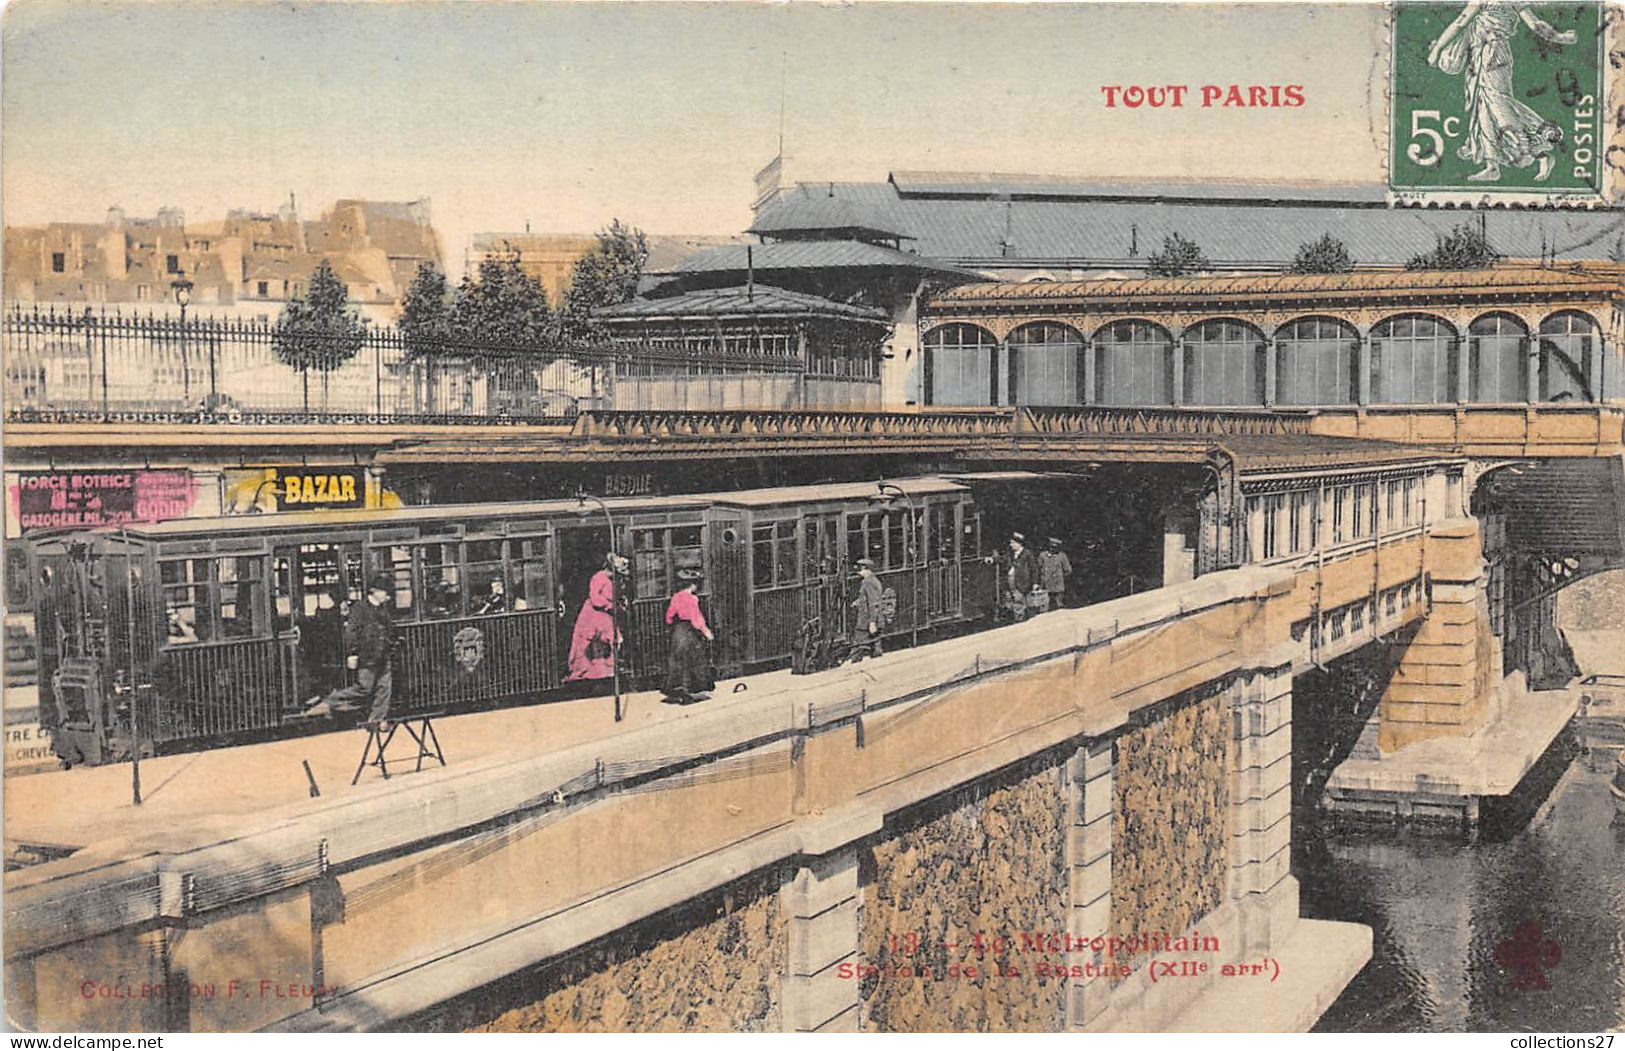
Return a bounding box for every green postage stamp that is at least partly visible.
[1390,1,1607,197]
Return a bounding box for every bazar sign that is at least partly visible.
[274,467,364,509]
[12,470,197,533]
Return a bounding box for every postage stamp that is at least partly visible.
[1389,0,1607,198]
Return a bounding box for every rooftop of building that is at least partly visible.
[928,263,1625,308]
[597,283,891,323]
[759,173,1625,269]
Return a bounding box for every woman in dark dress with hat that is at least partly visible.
[663,568,715,703]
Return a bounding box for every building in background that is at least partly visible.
[3,197,443,324]
[466,232,748,306]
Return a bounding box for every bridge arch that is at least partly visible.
[1182,317,1267,406]
[1273,315,1359,406]
[921,322,999,406]
[1466,312,1529,403]
[1370,313,1457,404]
[1536,311,1599,402]
[1007,321,1085,406]
[1092,318,1174,406]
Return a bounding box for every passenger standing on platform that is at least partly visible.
[1039,538,1073,611]
[1007,533,1038,621]
[848,558,886,663]
[315,575,396,724]
[662,569,715,703]
[566,553,627,682]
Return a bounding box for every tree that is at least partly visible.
[1146,233,1212,278]
[1290,234,1356,274]
[449,247,554,346]
[272,259,366,411]
[397,261,452,358]
[558,219,649,347]
[1407,221,1503,270]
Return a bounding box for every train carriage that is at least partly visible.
[29,478,998,766]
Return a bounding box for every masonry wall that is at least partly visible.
[436,866,785,1034]
[856,752,1070,1032]
[1110,689,1231,975]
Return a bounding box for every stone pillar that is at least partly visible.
[1263,338,1278,408]
[1356,329,1372,405]
[782,850,861,1032]
[997,340,1012,407]
[1065,738,1114,1029]
[1228,658,1298,957]
[1378,519,1496,752]
[1170,336,1186,406]
[1081,341,1096,405]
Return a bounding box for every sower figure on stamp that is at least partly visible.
[1428,1,1576,183]
[847,558,886,663]
[315,574,397,725]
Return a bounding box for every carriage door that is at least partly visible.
[706,511,747,675]
[273,541,363,701]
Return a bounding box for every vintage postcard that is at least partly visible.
[3,0,1623,1038]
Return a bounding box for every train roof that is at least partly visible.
[30,477,973,543]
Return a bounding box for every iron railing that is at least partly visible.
[2,306,860,424]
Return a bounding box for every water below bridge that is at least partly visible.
[1300,733,1625,1032]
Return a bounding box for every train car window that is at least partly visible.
[159,557,212,643]
[751,521,799,589]
[672,526,704,592]
[511,536,551,609]
[272,554,295,633]
[465,539,506,612]
[216,556,265,638]
[632,529,669,599]
[885,512,908,568]
[417,542,462,619]
[802,514,840,578]
[928,504,954,561]
[369,546,415,618]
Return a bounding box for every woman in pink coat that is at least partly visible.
[566,553,627,682]
[662,569,715,703]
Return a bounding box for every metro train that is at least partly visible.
[28,477,1007,766]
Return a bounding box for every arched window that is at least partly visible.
[1183,319,1266,405]
[1275,316,1357,405]
[921,324,998,406]
[1093,319,1173,405]
[1537,312,1597,402]
[1467,313,1527,402]
[1007,321,1084,406]
[1370,314,1457,404]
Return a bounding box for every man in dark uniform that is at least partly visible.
[847,558,886,663]
[313,574,397,724]
[1007,533,1039,622]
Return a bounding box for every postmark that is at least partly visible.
[1390,1,1608,199]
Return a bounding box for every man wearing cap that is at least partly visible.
[1039,537,1073,611]
[848,558,886,663]
[1007,533,1039,621]
[314,573,398,724]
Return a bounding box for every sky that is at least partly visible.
[2,1,1390,266]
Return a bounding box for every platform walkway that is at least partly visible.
[3,672,788,862]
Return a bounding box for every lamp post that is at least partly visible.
[876,482,921,650]
[576,492,624,722]
[171,274,194,407]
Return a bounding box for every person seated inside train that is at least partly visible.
[166,606,198,644]
[474,577,528,615]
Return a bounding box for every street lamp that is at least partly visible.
[875,482,921,651]
[171,273,194,406]
[576,491,624,722]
